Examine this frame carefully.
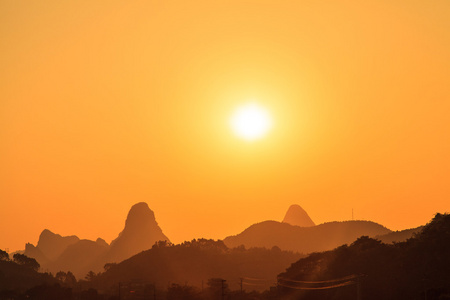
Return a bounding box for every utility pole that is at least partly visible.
[356,275,361,300]
[221,279,226,300]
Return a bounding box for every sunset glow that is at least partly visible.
[1,1,450,256]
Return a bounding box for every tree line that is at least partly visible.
[278,213,450,300]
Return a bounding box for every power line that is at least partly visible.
[278,274,357,284]
[277,274,363,300]
[241,277,276,287]
[278,280,356,290]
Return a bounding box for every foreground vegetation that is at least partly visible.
[279,213,450,300]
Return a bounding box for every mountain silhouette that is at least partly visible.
[282,204,315,227]
[23,229,80,272]
[24,243,49,267]
[21,203,417,281]
[47,239,109,277]
[24,231,108,278]
[23,202,169,278]
[104,202,169,263]
[223,220,391,253]
[35,229,79,261]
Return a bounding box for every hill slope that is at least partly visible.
[278,213,450,300]
[375,226,423,244]
[224,220,391,253]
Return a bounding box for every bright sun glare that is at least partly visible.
[230,102,273,141]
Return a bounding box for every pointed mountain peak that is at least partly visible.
[125,202,156,228]
[107,202,169,262]
[282,204,315,227]
[96,238,109,247]
[39,229,56,239]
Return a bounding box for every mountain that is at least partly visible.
[47,239,109,277]
[223,220,391,253]
[35,229,79,261]
[24,231,109,278]
[23,243,49,267]
[282,204,315,227]
[23,229,80,270]
[104,202,169,263]
[23,202,170,279]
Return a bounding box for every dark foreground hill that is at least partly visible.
[224,220,391,253]
[92,239,303,292]
[0,260,54,292]
[278,213,450,300]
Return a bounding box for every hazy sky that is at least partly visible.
[1,0,450,252]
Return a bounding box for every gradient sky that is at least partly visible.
[1,0,450,252]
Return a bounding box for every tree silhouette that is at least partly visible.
[103,262,117,271]
[0,249,9,261]
[64,271,77,286]
[85,270,97,281]
[55,271,77,287]
[12,253,40,271]
[55,271,66,282]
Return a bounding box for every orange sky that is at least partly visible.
[1,0,450,252]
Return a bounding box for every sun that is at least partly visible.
[230,102,273,141]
